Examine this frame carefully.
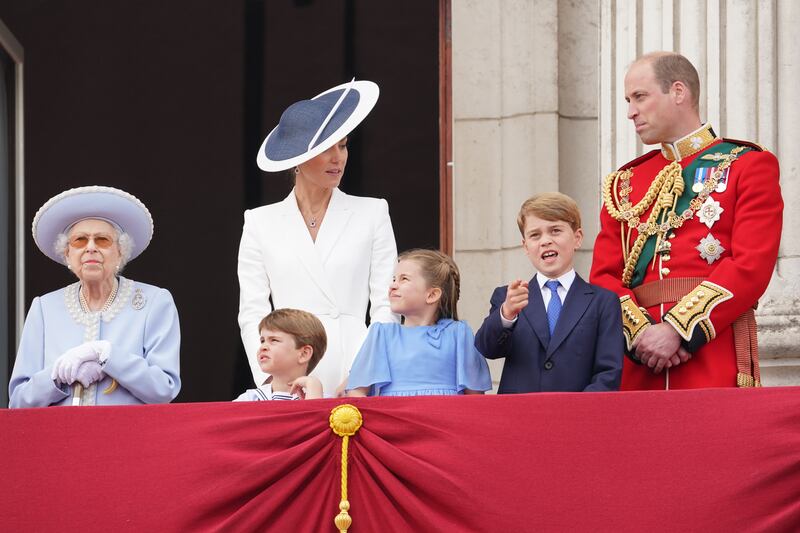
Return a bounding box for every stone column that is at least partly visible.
[759,0,800,385]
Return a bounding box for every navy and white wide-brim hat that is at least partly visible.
[256,79,379,172]
[32,185,154,265]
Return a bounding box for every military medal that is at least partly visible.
[698,197,724,228]
[697,233,725,264]
[693,166,730,194]
[715,168,729,192]
[693,167,711,193]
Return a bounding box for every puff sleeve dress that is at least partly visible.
[346,319,492,396]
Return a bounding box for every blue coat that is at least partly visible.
[8,277,181,407]
[475,274,623,393]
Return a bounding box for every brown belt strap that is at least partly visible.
[632,277,761,387]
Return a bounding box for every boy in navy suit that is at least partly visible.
[475,193,623,392]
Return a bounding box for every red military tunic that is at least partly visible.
[590,124,782,390]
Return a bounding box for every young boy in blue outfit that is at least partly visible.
[475,192,623,392]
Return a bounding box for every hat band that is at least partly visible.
[307,77,356,151]
[65,217,124,236]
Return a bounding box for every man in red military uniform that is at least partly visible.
[590,51,782,390]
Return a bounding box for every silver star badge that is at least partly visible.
[697,233,725,264]
[698,197,724,229]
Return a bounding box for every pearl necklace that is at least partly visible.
[79,279,119,314]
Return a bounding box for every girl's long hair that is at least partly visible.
[398,248,461,321]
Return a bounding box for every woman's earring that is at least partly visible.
[295,167,299,174]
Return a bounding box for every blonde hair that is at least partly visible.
[258,309,327,374]
[398,249,461,321]
[516,192,582,236]
[638,51,700,110]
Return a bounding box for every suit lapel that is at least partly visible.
[520,274,550,349]
[280,190,337,305]
[546,274,594,357]
[315,188,353,265]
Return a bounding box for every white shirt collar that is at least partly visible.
[537,269,576,292]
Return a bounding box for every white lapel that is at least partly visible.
[279,190,337,305]
[315,188,353,265]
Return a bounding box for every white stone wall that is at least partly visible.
[452,0,800,387]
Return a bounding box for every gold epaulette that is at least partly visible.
[620,295,652,352]
[662,281,733,347]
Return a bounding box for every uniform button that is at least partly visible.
[544,361,554,370]
[330,308,340,319]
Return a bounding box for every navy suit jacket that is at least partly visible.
[475,274,623,393]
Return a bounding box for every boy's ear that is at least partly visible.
[297,345,313,365]
[426,287,443,305]
[574,227,584,249]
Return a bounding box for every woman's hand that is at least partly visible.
[51,342,101,384]
[74,361,105,388]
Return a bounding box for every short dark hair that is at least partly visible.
[258,309,327,374]
[641,51,700,109]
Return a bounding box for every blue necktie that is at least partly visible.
[545,280,562,335]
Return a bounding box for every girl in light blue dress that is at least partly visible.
[346,249,491,397]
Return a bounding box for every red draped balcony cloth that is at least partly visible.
[2,387,800,532]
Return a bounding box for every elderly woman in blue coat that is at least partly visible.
[8,186,181,407]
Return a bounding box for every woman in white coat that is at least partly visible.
[238,79,398,396]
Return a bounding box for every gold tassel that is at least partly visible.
[329,404,363,533]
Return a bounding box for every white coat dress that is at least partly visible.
[237,187,398,395]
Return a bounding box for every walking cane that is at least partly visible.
[71,383,83,406]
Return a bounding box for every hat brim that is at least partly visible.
[32,186,154,265]
[256,80,379,172]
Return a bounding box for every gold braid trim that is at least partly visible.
[603,168,663,221]
[330,404,363,533]
[620,295,651,351]
[663,281,733,342]
[613,162,683,286]
[604,148,746,287]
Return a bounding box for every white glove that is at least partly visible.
[91,340,111,363]
[74,361,105,388]
[51,342,101,385]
